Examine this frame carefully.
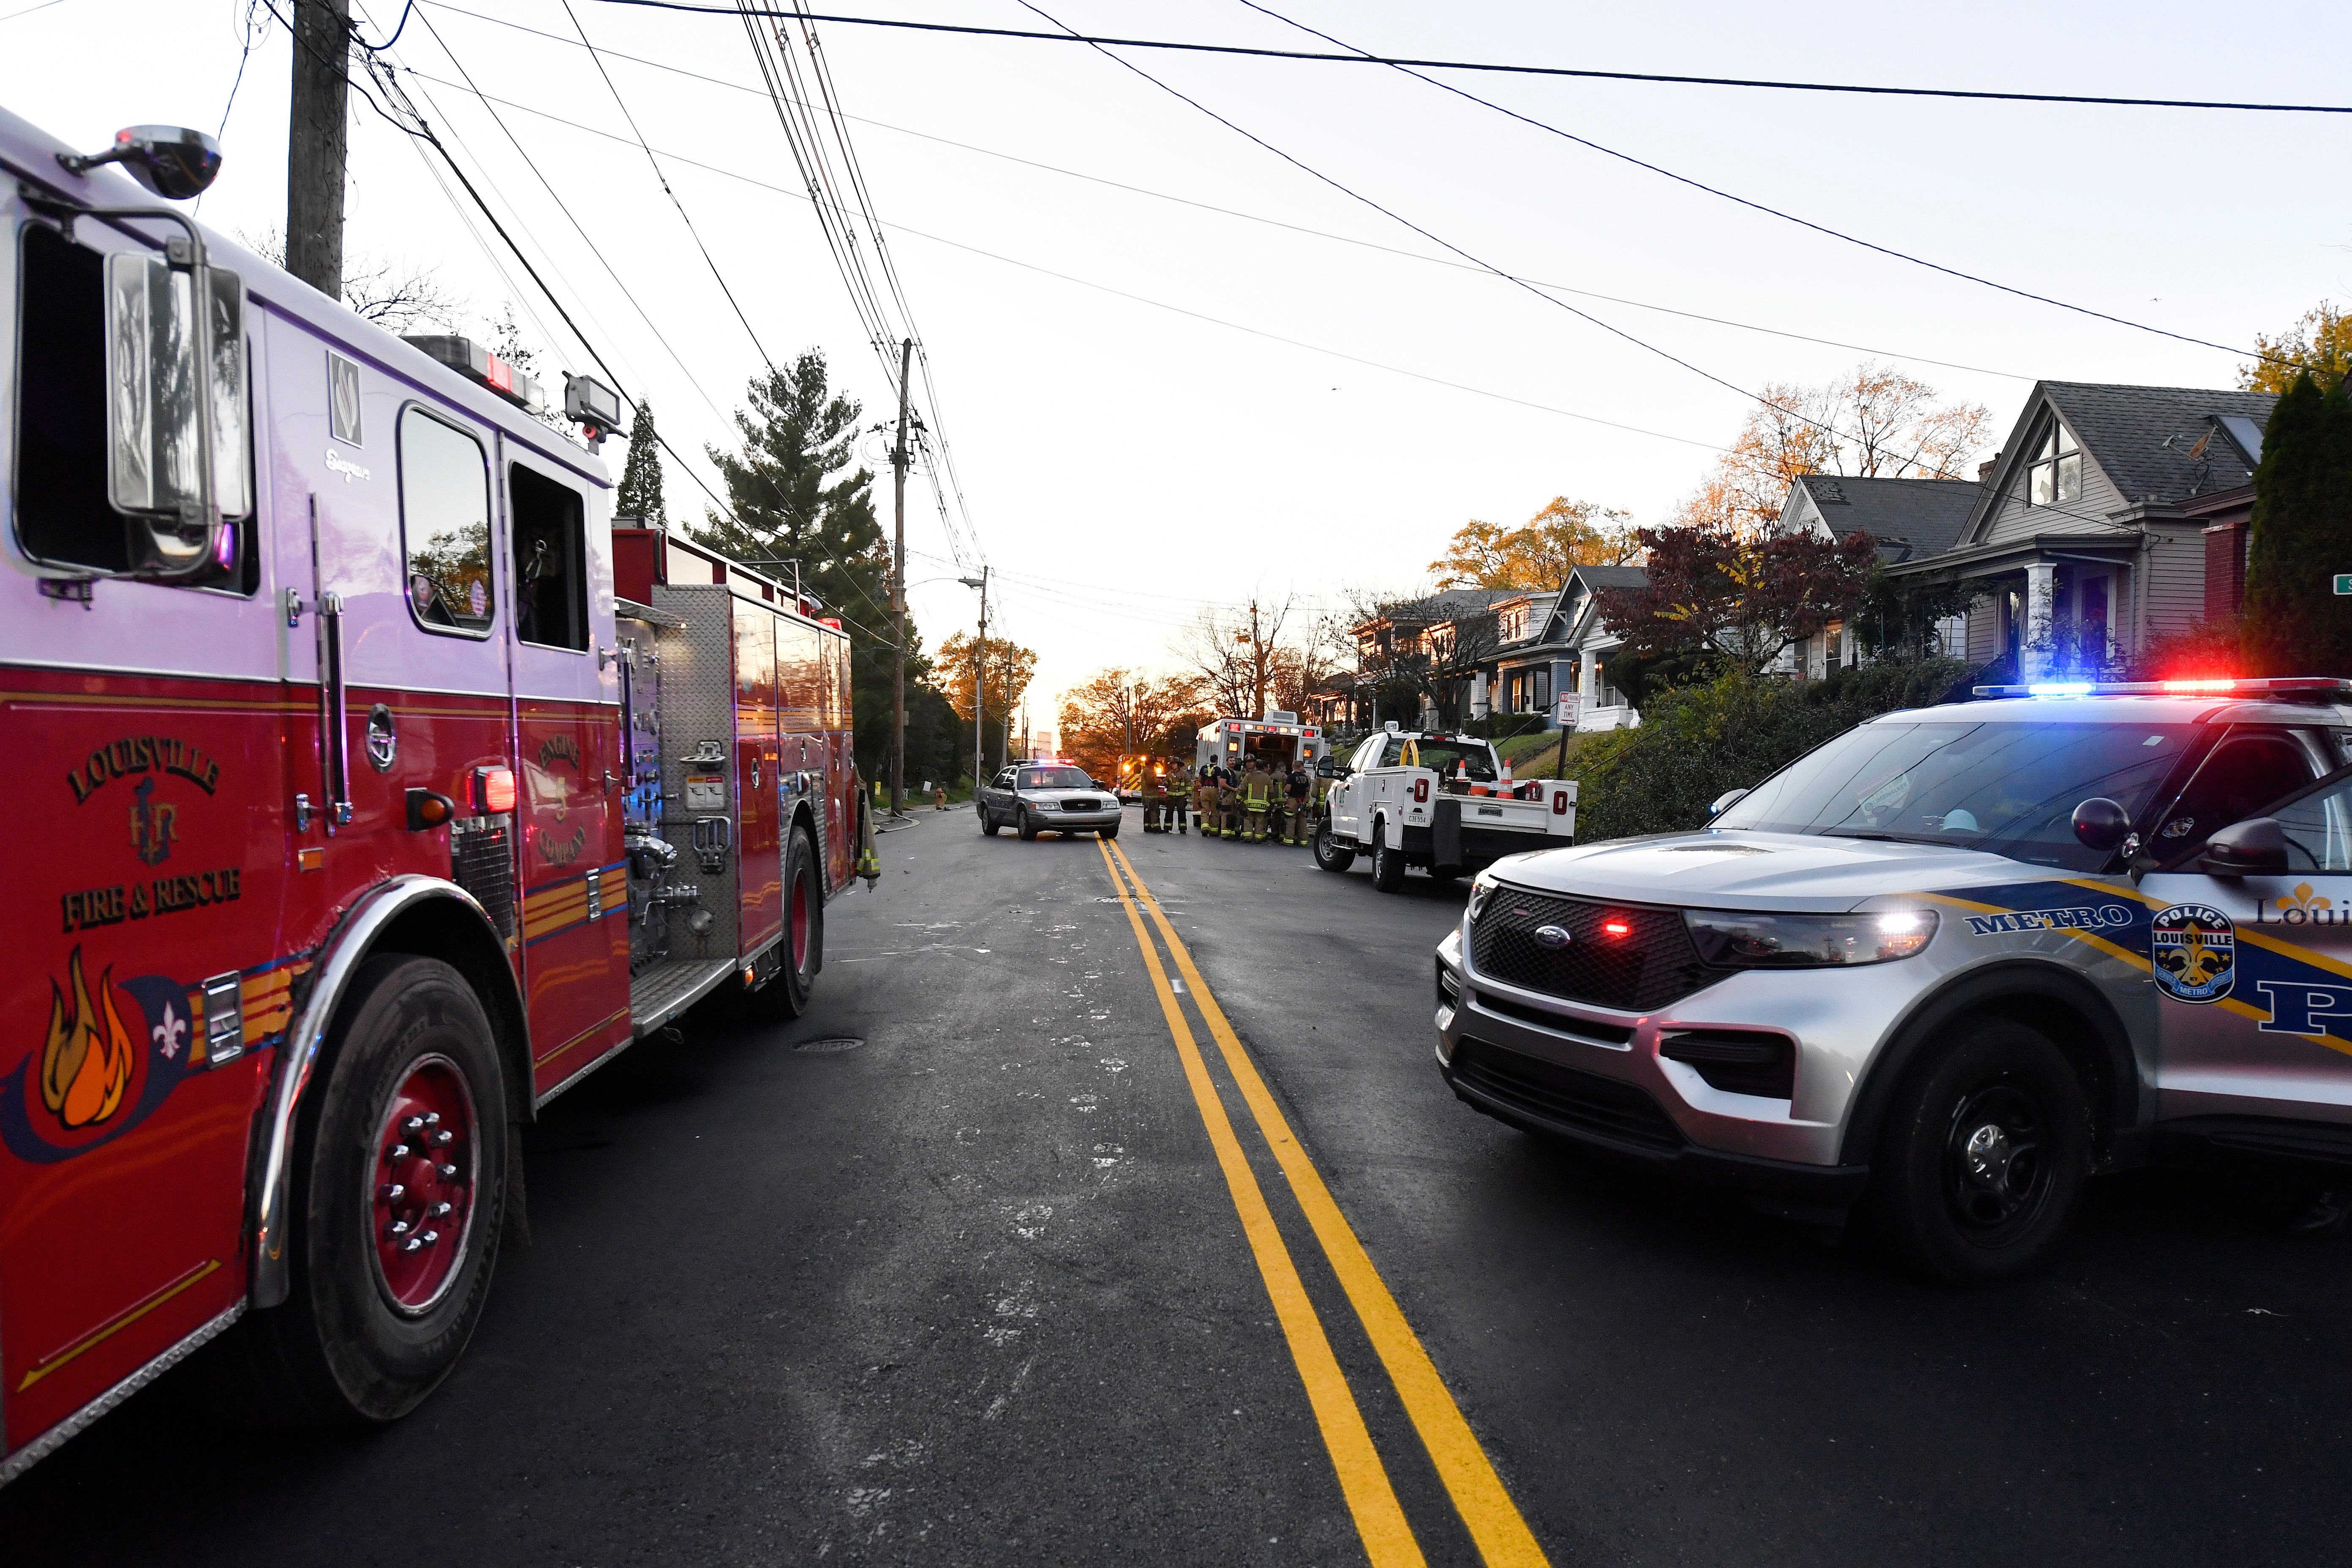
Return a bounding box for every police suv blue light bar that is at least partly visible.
[1973,677,2352,700]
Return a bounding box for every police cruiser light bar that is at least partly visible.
[1972,677,2352,701]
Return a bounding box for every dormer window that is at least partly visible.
[2027,420,2082,506]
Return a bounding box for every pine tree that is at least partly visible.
[616,400,666,525]
[2242,372,2352,676]
[699,350,912,777]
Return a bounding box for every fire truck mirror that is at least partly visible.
[101,250,247,576]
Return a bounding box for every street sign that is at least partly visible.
[2336,574,2352,595]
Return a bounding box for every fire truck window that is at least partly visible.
[508,464,588,650]
[399,407,493,635]
[14,226,121,571]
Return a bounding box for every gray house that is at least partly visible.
[1881,381,2275,677]
[1775,472,1982,675]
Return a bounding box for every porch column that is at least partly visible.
[2023,562,2056,679]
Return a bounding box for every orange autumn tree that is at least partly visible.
[1430,496,1636,591]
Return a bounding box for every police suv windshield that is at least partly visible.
[1019,766,1092,791]
[1712,720,2196,870]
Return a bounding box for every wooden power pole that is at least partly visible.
[889,336,912,818]
[286,0,351,300]
[959,567,988,786]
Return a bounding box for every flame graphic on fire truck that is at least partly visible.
[41,947,134,1130]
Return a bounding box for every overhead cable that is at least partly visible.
[384,66,1731,451]
[394,17,2037,381]
[559,0,779,373]
[580,0,2352,116]
[1234,0,2255,360]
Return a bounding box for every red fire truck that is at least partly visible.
[0,109,871,1480]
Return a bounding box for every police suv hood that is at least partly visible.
[1494,830,2046,912]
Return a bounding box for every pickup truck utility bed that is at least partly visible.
[1314,728,1577,892]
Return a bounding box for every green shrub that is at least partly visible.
[1573,660,1974,842]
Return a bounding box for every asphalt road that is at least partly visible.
[8,805,2352,1565]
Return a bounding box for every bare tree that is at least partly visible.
[239,226,462,335]
[1178,596,1295,718]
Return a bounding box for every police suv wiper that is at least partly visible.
[1818,829,1946,845]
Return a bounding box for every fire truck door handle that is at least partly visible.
[283,587,304,627]
[318,591,354,829]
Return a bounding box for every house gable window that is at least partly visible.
[2026,419,2082,506]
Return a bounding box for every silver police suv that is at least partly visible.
[978,762,1123,840]
[1436,677,2352,1281]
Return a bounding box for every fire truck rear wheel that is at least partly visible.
[245,954,507,1426]
[765,825,823,1018]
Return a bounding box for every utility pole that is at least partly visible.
[959,568,988,786]
[286,0,351,300]
[888,336,912,819]
[1250,599,1265,717]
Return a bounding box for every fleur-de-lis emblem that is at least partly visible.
[152,1001,187,1060]
[2286,883,2333,915]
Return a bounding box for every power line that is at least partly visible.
[337,30,910,645]
[407,1,2037,381]
[405,5,733,421]
[387,65,1731,451]
[559,0,778,373]
[580,0,2352,116]
[1235,0,2256,361]
[1014,0,1903,468]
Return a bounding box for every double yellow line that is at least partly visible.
[1096,838,1548,1568]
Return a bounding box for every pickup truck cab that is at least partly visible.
[1435,677,2352,1282]
[1315,726,1577,891]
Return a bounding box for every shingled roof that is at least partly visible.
[1792,474,1982,561]
[2038,381,2277,505]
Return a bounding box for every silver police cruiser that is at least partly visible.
[1435,677,2352,1282]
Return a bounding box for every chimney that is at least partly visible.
[1977,455,2000,483]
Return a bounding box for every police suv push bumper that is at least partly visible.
[1432,831,2159,1222]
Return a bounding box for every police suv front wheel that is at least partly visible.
[1872,1018,2091,1285]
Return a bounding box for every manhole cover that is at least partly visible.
[794,1037,865,1053]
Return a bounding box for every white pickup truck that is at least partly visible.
[1313,727,1578,892]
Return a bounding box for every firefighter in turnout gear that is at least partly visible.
[1217,766,1243,839]
[1283,761,1312,846]
[1141,768,1168,832]
[1170,755,1189,833]
[1241,759,1276,843]
[1194,763,1218,838]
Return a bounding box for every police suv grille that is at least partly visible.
[1451,1038,1684,1150]
[1470,890,1721,1013]
[452,818,515,939]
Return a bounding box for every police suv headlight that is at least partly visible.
[1684,908,1938,967]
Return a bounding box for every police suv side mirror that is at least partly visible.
[2202,816,2289,877]
[1709,787,1749,818]
[2071,797,2133,853]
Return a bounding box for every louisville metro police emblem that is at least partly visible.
[2151,904,2235,1003]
